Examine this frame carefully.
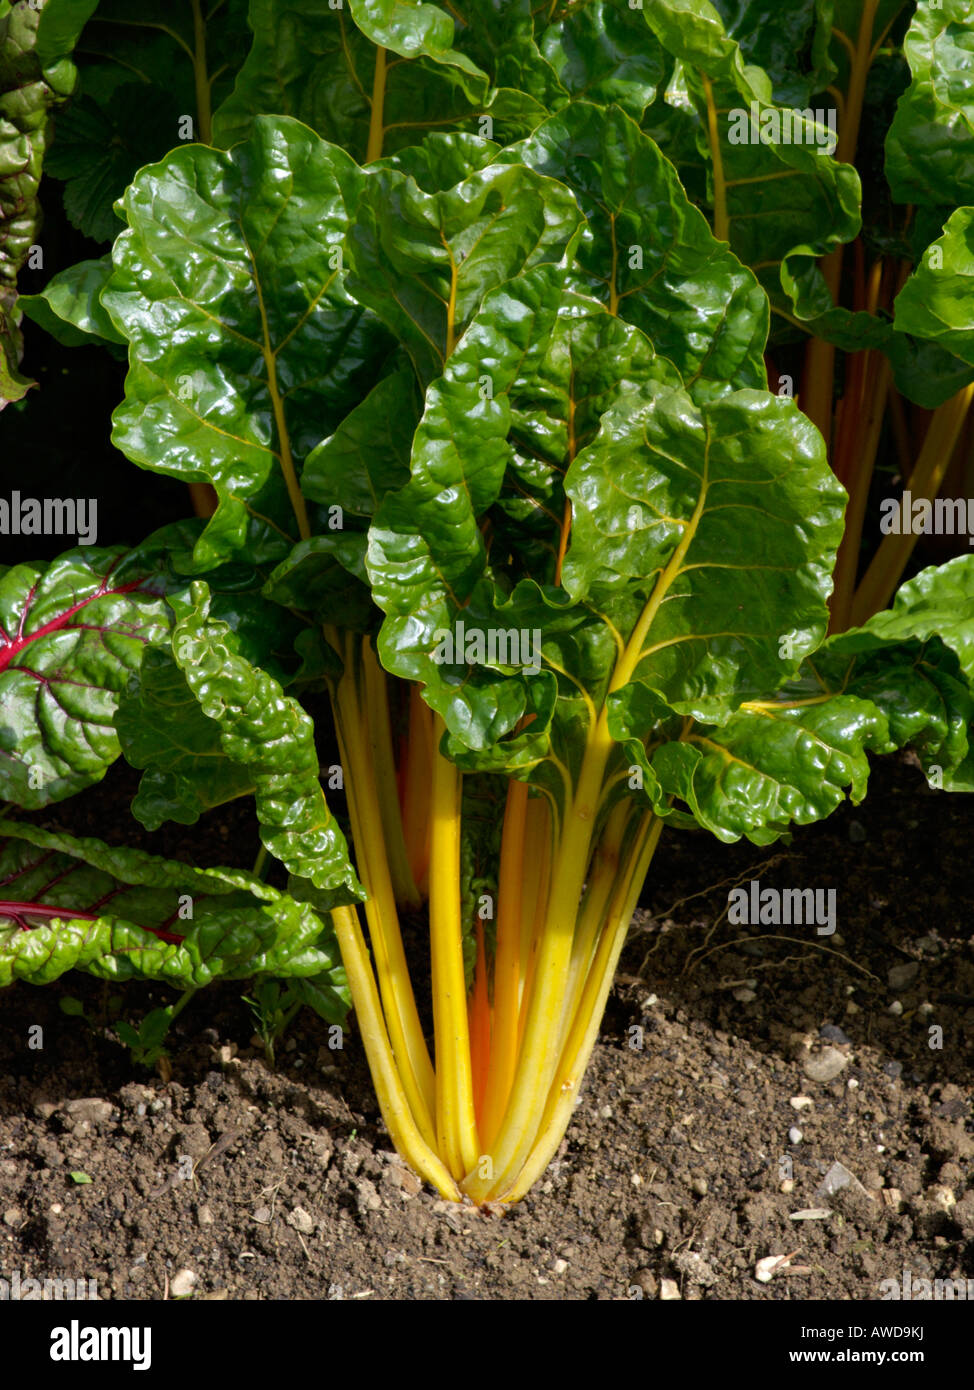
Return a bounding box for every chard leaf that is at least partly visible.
[628,556,974,840]
[641,0,860,307]
[562,381,845,719]
[894,208,974,365]
[115,647,256,831]
[262,534,376,632]
[213,0,543,159]
[347,0,483,73]
[639,693,892,842]
[102,115,390,567]
[495,101,769,397]
[344,157,582,384]
[0,546,173,809]
[301,367,419,517]
[452,0,565,109]
[1,0,89,403]
[538,0,664,118]
[0,821,347,1009]
[886,0,974,208]
[18,256,125,351]
[169,583,362,902]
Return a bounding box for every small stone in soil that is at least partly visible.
[170,1269,197,1298]
[788,1127,803,1144]
[819,1024,852,1045]
[659,1278,681,1300]
[803,1046,849,1082]
[691,1176,708,1196]
[287,1206,315,1235]
[887,962,919,990]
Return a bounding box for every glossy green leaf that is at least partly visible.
[539,0,664,118]
[0,820,348,1006]
[19,256,125,350]
[213,0,543,160]
[886,0,974,208]
[347,0,482,73]
[0,546,173,809]
[345,155,582,384]
[169,583,362,901]
[496,101,769,397]
[103,115,390,567]
[116,648,255,832]
[641,0,860,305]
[894,208,974,365]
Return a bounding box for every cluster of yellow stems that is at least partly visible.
[323,627,663,1204]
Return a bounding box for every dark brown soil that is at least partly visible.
[1,753,971,1301]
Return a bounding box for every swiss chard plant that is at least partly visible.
[2,0,974,1204]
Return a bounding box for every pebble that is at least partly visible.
[196,1205,214,1227]
[819,1024,852,1045]
[3,1207,24,1229]
[733,988,756,1002]
[780,1179,795,1194]
[882,1060,903,1080]
[355,1178,383,1216]
[64,1098,113,1126]
[788,1127,803,1144]
[287,1206,315,1235]
[803,1046,849,1083]
[252,1206,272,1224]
[552,1258,569,1275]
[790,1096,813,1111]
[170,1269,197,1298]
[659,1278,681,1300]
[690,1176,708,1197]
[888,1000,904,1016]
[815,1161,870,1201]
[755,1255,789,1283]
[599,1105,613,1119]
[887,962,919,990]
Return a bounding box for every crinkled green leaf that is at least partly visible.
[102,115,390,568]
[19,255,125,350]
[115,646,257,831]
[894,207,974,365]
[1,0,86,403]
[453,0,565,109]
[0,821,348,1006]
[213,0,544,160]
[347,0,483,73]
[0,545,173,809]
[563,380,845,722]
[539,0,664,118]
[642,0,860,307]
[263,534,375,632]
[301,366,419,516]
[496,101,769,397]
[170,582,362,901]
[345,155,582,385]
[886,0,974,208]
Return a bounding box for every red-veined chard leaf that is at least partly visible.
[0,820,347,1010]
[0,545,173,809]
